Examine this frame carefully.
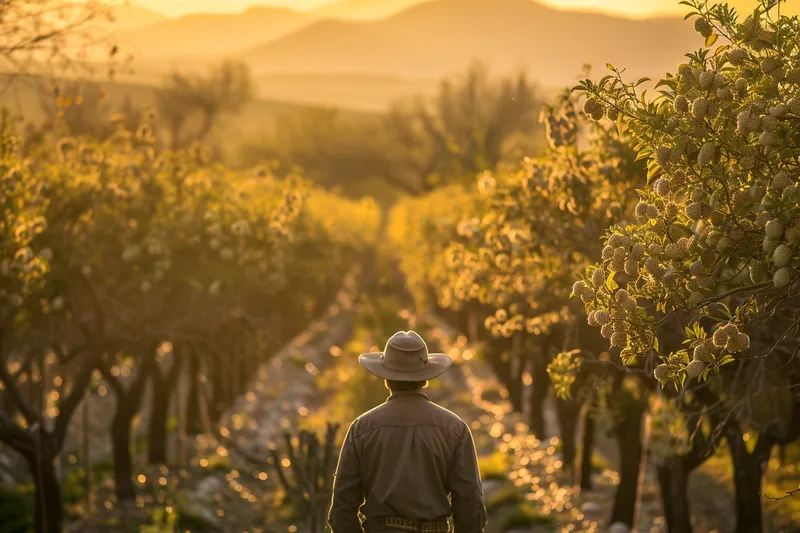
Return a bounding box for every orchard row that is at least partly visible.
[386,2,800,532]
[0,114,381,532]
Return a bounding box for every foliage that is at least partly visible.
[386,185,485,313]
[494,503,557,532]
[155,60,255,151]
[477,450,513,481]
[238,63,545,199]
[382,62,545,195]
[0,484,34,533]
[573,0,800,425]
[0,105,381,529]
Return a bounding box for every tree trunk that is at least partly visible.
[147,351,183,465]
[103,348,155,502]
[147,384,170,465]
[210,356,225,423]
[725,425,773,533]
[27,452,63,533]
[186,351,204,436]
[528,357,549,439]
[467,310,480,341]
[578,408,595,491]
[484,346,517,403]
[111,412,136,502]
[555,397,580,470]
[508,336,528,415]
[82,396,94,514]
[491,352,520,411]
[656,456,693,533]
[610,404,646,528]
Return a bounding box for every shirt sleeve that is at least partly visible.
[328,421,364,533]
[448,422,487,533]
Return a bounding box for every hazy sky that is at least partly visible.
[133,0,798,19]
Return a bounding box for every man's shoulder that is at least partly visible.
[353,398,467,435]
[427,401,470,434]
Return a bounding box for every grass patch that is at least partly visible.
[479,450,512,481]
[495,503,557,532]
[286,351,309,370]
[63,467,88,505]
[0,484,34,533]
[176,507,222,532]
[591,452,612,472]
[204,454,234,473]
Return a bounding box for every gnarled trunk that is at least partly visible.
[26,451,63,533]
[528,356,549,439]
[610,403,646,528]
[555,397,580,471]
[186,349,204,436]
[578,408,595,491]
[147,348,184,465]
[725,423,773,533]
[656,456,693,533]
[111,409,136,502]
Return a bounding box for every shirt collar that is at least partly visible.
[387,390,429,402]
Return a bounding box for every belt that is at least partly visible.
[366,517,450,533]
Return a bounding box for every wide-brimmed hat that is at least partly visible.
[359,330,452,381]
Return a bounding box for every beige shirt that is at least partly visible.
[327,390,487,533]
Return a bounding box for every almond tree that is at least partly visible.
[574,2,800,531]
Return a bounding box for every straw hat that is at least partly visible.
[358,330,452,381]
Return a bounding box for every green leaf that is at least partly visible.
[705,33,719,47]
[606,63,615,71]
[606,270,618,292]
[653,336,660,353]
[718,354,735,366]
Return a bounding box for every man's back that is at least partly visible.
[328,390,487,533]
[328,331,487,533]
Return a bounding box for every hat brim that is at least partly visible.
[358,352,453,381]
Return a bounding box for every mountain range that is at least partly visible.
[117,6,314,58]
[240,0,699,85]
[109,0,706,109]
[312,0,424,19]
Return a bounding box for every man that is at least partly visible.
[328,330,487,533]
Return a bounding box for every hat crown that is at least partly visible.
[386,331,426,352]
[381,331,429,371]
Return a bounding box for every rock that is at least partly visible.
[609,522,631,533]
[481,479,505,497]
[580,500,603,515]
[195,475,225,500]
[180,500,224,532]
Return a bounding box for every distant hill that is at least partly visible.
[241,0,699,86]
[108,4,166,31]
[117,6,316,59]
[312,0,427,20]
